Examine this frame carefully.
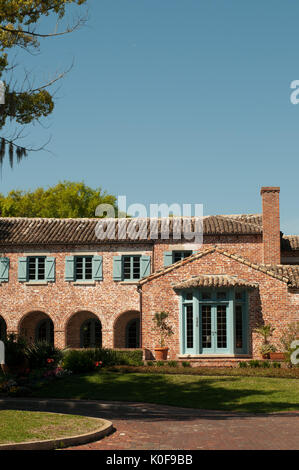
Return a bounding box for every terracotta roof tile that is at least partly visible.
[172,275,258,289]
[0,214,263,245]
[139,246,299,288]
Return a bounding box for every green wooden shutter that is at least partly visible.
[65,256,75,281]
[45,257,55,282]
[0,257,9,282]
[18,257,28,282]
[92,256,103,281]
[113,256,122,281]
[164,251,173,267]
[140,255,151,278]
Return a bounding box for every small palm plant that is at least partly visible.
[254,323,276,357]
[152,311,174,347]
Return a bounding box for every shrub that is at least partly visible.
[62,348,144,373]
[167,361,178,367]
[239,361,248,368]
[248,360,261,368]
[147,361,154,366]
[279,322,299,366]
[62,350,95,374]
[25,341,63,370]
[182,361,191,367]
[272,362,281,368]
[4,334,27,367]
[156,361,165,366]
[261,361,270,368]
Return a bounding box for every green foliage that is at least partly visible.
[156,361,165,367]
[25,341,63,370]
[181,361,191,368]
[62,348,144,373]
[3,334,27,367]
[260,344,277,356]
[272,362,281,369]
[152,311,174,347]
[254,323,275,343]
[146,361,154,367]
[238,361,248,368]
[261,361,271,368]
[0,0,87,165]
[167,361,178,367]
[248,360,261,368]
[0,181,118,218]
[279,322,299,366]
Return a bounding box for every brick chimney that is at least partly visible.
[260,187,281,265]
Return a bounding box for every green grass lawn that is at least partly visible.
[33,371,299,413]
[0,410,105,445]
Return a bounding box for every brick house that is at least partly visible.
[0,186,298,365]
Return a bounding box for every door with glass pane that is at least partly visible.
[201,304,229,353]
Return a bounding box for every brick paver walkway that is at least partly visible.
[0,398,298,450]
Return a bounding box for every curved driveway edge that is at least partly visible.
[0,398,298,450]
[0,407,113,450]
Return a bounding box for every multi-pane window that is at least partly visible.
[173,251,192,263]
[123,255,141,280]
[75,256,93,281]
[181,288,248,355]
[28,257,46,281]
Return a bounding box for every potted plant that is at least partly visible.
[152,311,174,361]
[254,323,276,359]
[1,333,28,376]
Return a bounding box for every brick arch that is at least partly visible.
[0,315,7,341]
[18,311,55,345]
[113,310,140,348]
[65,311,102,349]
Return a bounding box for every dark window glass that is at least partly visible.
[173,251,192,263]
[202,291,211,300]
[186,305,193,348]
[123,256,141,280]
[235,305,243,349]
[185,292,193,301]
[217,291,227,300]
[28,257,46,281]
[75,256,93,281]
[81,319,102,348]
[127,319,140,348]
[217,305,227,348]
[202,305,212,348]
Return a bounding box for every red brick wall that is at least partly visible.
[141,250,299,360]
[261,187,281,265]
[0,243,148,349]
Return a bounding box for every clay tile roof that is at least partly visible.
[281,235,299,252]
[172,275,258,289]
[139,246,299,288]
[264,265,299,289]
[0,214,263,245]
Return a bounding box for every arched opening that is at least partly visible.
[35,319,54,344]
[0,316,7,341]
[66,311,102,349]
[19,311,54,345]
[126,318,140,348]
[114,311,140,348]
[80,318,102,348]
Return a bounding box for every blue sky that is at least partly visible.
[1,1,299,233]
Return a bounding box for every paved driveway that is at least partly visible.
[0,398,298,450]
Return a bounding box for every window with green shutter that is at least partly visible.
[0,257,9,282]
[164,250,192,266]
[113,255,151,281]
[65,255,103,282]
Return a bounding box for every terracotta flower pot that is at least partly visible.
[269,352,285,360]
[154,347,169,361]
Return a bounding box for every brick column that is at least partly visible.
[260,187,281,265]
